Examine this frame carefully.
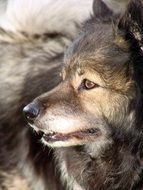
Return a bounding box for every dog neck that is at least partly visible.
[55,127,143,190]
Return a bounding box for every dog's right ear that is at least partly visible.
[93,0,130,20]
[93,0,113,20]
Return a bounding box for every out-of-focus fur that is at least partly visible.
[0,0,92,38]
[0,0,93,189]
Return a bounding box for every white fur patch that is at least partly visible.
[44,116,82,134]
[57,160,85,190]
[0,0,93,35]
[41,136,86,148]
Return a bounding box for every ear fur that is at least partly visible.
[102,0,130,14]
[118,0,143,47]
[93,0,130,20]
[93,0,143,47]
[93,0,113,20]
[118,0,143,93]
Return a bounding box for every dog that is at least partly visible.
[24,0,143,189]
[0,0,93,189]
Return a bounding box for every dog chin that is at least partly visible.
[41,137,86,148]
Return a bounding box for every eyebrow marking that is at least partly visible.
[77,68,84,76]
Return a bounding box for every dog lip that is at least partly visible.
[42,128,101,142]
[43,133,69,142]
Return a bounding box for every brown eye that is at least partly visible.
[83,79,99,90]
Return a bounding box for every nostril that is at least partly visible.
[23,103,40,122]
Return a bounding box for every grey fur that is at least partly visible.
[0,0,93,189]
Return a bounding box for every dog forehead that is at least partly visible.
[64,31,130,78]
[66,23,113,57]
[64,22,130,70]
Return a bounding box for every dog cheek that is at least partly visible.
[101,94,130,126]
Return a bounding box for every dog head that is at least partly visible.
[23,0,143,149]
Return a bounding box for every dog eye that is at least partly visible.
[83,79,99,90]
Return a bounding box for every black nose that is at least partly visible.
[23,102,40,122]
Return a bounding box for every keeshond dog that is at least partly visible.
[24,0,143,190]
[0,0,93,189]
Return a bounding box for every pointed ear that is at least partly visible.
[93,0,130,20]
[93,0,113,20]
[102,0,130,14]
[118,0,143,46]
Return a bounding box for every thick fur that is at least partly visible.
[0,0,93,189]
[26,0,143,190]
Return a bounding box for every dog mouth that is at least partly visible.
[39,128,101,143]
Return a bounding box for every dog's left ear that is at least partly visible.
[118,0,143,48]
